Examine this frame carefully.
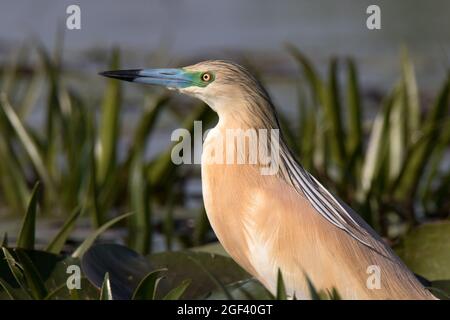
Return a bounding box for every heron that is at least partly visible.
[100,60,436,300]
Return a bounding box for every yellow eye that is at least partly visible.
[201,72,212,82]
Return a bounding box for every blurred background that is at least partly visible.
[0,0,449,299]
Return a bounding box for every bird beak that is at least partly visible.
[99,68,193,89]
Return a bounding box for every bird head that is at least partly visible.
[100,60,276,124]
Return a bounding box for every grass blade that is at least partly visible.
[100,272,113,300]
[162,279,191,300]
[345,58,363,181]
[276,269,287,300]
[45,206,83,254]
[305,274,321,300]
[361,89,397,193]
[17,182,40,250]
[132,269,166,300]
[1,233,7,247]
[394,74,450,198]
[325,58,347,167]
[401,48,420,143]
[97,48,122,185]
[15,250,48,299]
[0,94,54,191]
[0,278,21,300]
[72,212,133,258]
[1,247,29,296]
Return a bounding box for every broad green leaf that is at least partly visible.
[395,222,450,280]
[192,242,229,257]
[186,254,234,300]
[81,244,250,299]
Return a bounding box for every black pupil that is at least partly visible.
[203,73,209,81]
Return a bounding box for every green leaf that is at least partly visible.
[162,279,191,300]
[187,254,235,300]
[97,48,122,184]
[395,221,450,280]
[346,59,363,155]
[1,233,7,247]
[0,94,54,191]
[305,274,321,300]
[100,272,113,300]
[0,248,98,300]
[276,269,287,300]
[192,242,229,257]
[72,212,133,258]
[128,151,151,254]
[17,182,40,250]
[325,58,346,167]
[394,74,450,198]
[388,90,406,181]
[1,247,28,295]
[132,269,166,300]
[345,59,363,181]
[15,250,48,299]
[286,44,324,105]
[361,89,396,193]
[81,244,250,299]
[429,280,450,300]
[46,206,83,254]
[0,278,21,300]
[0,132,30,214]
[401,48,420,141]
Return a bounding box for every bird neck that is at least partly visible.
[206,96,291,178]
[214,95,281,132]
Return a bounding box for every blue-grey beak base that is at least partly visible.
[99,68,192,88]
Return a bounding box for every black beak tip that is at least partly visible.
[98,69,141,82]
